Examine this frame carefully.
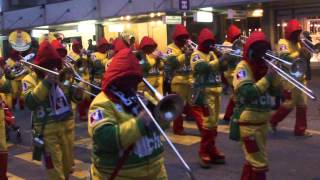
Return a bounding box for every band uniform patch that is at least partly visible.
[192,54,201,62]
[90,109,104,125]
[22,82,28,92]
[236,70,247,80]
[279,44,288,52]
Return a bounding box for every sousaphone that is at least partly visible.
[8,30,32,52]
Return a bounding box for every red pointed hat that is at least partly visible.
[227,24,241,43]
[198,28,215,46]
[98,37,109,47]
[101,48,142,92]
[173,24,189,40]
[34,40,62,70]
[243,31,270,60]
[113,38,129,53]
[72,40,82,54]
[51,39,67,58]
[285,19,302,40]
[139,36,157,49]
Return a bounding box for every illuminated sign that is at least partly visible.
[194,11,213,23]
[162,16,182,24]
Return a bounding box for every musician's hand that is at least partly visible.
[74,86,84,99]
[266,65,276,79]
[44,73,58,84]
[138,110,152,127]
[184,47,193,57]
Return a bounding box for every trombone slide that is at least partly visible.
[136,95,195,180]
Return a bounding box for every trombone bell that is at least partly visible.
[142,78,184,122]
[155,94,184,122]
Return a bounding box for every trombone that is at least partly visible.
[137,78,195,179]
[300,35,319,54]
[20,55,97,97]
[220,46,317,100]
[63,55,102,91]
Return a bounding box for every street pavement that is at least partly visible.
[5,72,320,180]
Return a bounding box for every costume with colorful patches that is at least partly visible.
[190,28,225,168]
[270,19,310,136]
[88,48,167,180]
[22,41,82,180]
[233,32,279,180]
[166,25,194,135]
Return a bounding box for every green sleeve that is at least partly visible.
[0,79,11,93]
[93,118,146,151]
[193,61,209,76]
[238,76,271,101]
[24,79,51,110]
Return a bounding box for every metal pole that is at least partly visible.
[136,95,196,180]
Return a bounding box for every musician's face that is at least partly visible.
[290,30,301,43]
[142,45,156,54]
[249,41,271,62]
[112,76,141,94]
[175,35,189,47]
[202,40,214,50]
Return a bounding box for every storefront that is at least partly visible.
[103,12,168,51]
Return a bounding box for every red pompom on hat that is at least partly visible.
[34,40,62,71]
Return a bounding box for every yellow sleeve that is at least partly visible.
[190,52,205,71]
[88,94,146,149]
[208,51,220,71]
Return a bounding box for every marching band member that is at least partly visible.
[69,40,91,121]
[137,36,163,94]
[221,25,242,124]
[270,19,311,136]
[22,41,82,180]
[0,63,12,180]
[190,28,225,168]
[233,32,278,180]
[88,47,167,180]
[91,37,110,92]
[6,50,26,110]
[52,39,82,173]
[166,24,193,135]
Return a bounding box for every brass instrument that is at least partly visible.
[63,55,101,91]
[19,56,96,97]
[137,78,195,179]
[8,30,33,79]
[8,30,32,52]
[220,46,317,100]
